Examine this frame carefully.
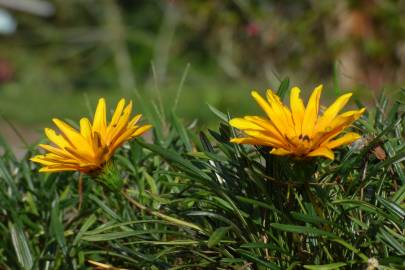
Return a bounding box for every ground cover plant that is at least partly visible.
[0,79,404,269]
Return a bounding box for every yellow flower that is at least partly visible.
[229,85,365,160]
[31,98,152,173]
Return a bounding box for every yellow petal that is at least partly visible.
[109,98,126,127]
[44,128,69,149]
[324,132,361,149]
[302,84,323,137]
[307,147,334,160]
[316,93,352,132]
[106,101,133,144]
[63,146,95,164]
[266,90,295,136]
[243,116,286,143]
[93,98,107,134]
[108,127,136,156]
[109,124,151,153]
[128,114,142,127]
[131,124,152,138]
[317,108,365,145]
[229,118,266,131]
[30,155,59,166]
[290,87,305,135]
[39,144,74,159]
[31,153,78,166]
[270,148,291,156]
[251,91,288,135]
[53,119,90,149]
[230,137,272,146]
[80,118,93,142]
[39,166,78,173]
[243,130,286,148]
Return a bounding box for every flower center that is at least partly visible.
[287,134,313,156]
[298,134,311,142]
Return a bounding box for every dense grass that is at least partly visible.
[0,80,404,269]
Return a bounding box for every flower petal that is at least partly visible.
[243,116,286,143]
[128,114,142,127]
[53,118,94,158]
[266,90,295,136]
[243,130,286,148]
[39,166,79,173]
[80,118,93,142]
[324,132,361,149]
[110,98,126,127]
[39,144,74,159]
[316,93,352,132]
[302,84,322,137]
[317,108,365,145]
[307,147,334,160]
[93,98,107,134]
[251,91,288,136]
[290,87,305,135]
[231,137,279,147]
[270,148,291,156]
[229,118,266,131]
[44,128,69,149]
[131,124,152,138]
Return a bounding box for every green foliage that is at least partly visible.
[0,82,404,269]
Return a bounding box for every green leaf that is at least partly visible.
[9,222,33,270]
[136,140,211,182]
[207,103,228,122]
[276,78,290,100]
[270,223,336,238]
[377,227,405,254]
[50,200,67,255]
[303,262,347,269]
[377,196,405,221]
[82,230,182,241]
[73,214,97,245]
[207,226,231,248]
[333,199,403,224]
[290,212,329,225]
[237,250,281,270]
[170,110,193,152]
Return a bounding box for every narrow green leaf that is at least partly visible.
[377,228,405,254]
[170,110,192,152]
[207,226,231,248]
[207,103,228,122]
[238,250,280,270]
[9,222,33,270]
[377,196,405,221]
[73,214,97,245]
[333,199,402,224]
[276,78,290,100]
[303,262,346,270]
[82,230,182,241]
[50,200,67,255]
[270,223,336,238]
[290,212,329,225]
[136,140,211,182]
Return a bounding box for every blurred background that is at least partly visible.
[0,0,404,155]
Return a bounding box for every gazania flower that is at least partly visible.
[229,85,365,160]
[31,98,152,173]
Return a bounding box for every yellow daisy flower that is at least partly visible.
[31,98,152,173]
[229,85,365,160]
